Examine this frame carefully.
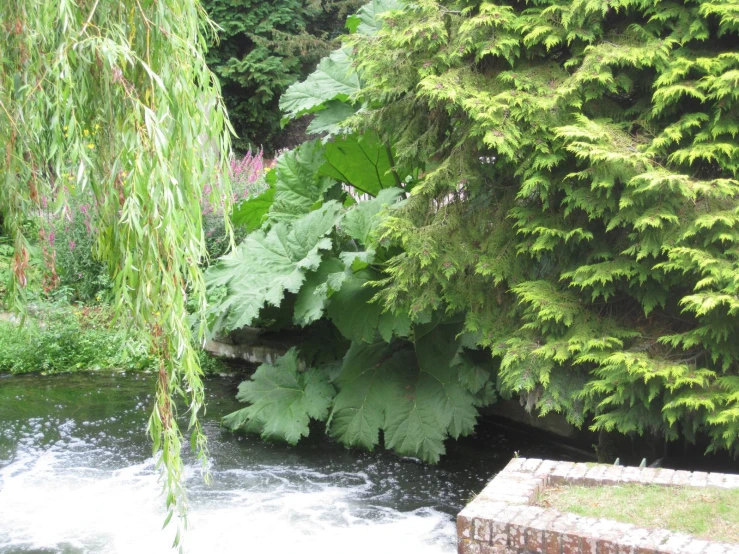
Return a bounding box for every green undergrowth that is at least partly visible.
[0,304,228,376]
[0,305,155,374]
[197,348,229,376]
[538,484,739,543]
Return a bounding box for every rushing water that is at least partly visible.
[0,372,582,554]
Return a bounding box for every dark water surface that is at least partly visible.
[0,372,582,554]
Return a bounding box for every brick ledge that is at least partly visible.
[457,458,739,554]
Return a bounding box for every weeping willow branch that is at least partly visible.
[0,0,233,545]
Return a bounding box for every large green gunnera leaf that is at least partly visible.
[205,202,343,335]
[320,131,403,196]
[283,0,401,128]
[306,101,359,137]
[413,322,479,440]
[342,187,404,244]
[382,382,448,463]
[328,342,415,451]
[293,256,346,327]
[327,271,381,343]
[219,324,485,462]
[327,322,481,463]
[327,269,410,343]
[375,322,478,462]
[223,348,335,444]
[268,140,336,223]
[232,187,275,232]
[353,0,404,35]
[280,48,360,121]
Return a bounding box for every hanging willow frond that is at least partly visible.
[0,0,233,543]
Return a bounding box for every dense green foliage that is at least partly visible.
[202,0,321,151]
[212,0,739,460]
[207,114,496,462]
[0,302,227,377]
[0,307,153,374]
[1,0,232,537]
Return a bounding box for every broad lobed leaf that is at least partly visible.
[223,348,335,444]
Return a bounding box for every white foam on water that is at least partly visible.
[0,445,456,554]
[0,450,167,553]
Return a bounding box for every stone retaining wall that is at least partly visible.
[457,458,739,554]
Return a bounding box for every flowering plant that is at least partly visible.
[202,149,269,261]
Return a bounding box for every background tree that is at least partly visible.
[0,0,232,541]
[201,0,363,152]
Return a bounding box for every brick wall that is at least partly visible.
[457,458,739,554]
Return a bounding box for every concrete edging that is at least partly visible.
[457,458,739,554]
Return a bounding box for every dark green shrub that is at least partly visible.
[201,0,363,152]
[202,0,322,152]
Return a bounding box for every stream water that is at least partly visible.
[0,372,581,554]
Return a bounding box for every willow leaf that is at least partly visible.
[0,0,234,537]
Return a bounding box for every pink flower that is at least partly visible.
[202,148,267,216]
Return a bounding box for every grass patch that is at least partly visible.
[537,484,739,543]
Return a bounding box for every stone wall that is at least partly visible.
[204,326,303,368]
[484,400,580,439]
[457,458,739,554]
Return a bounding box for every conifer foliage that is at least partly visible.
[212,0,739,459]
[348,0,739,453]
[201,0,326,151]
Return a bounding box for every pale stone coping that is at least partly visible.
[457,458,739,554]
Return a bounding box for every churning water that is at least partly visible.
[0,373,578,554]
